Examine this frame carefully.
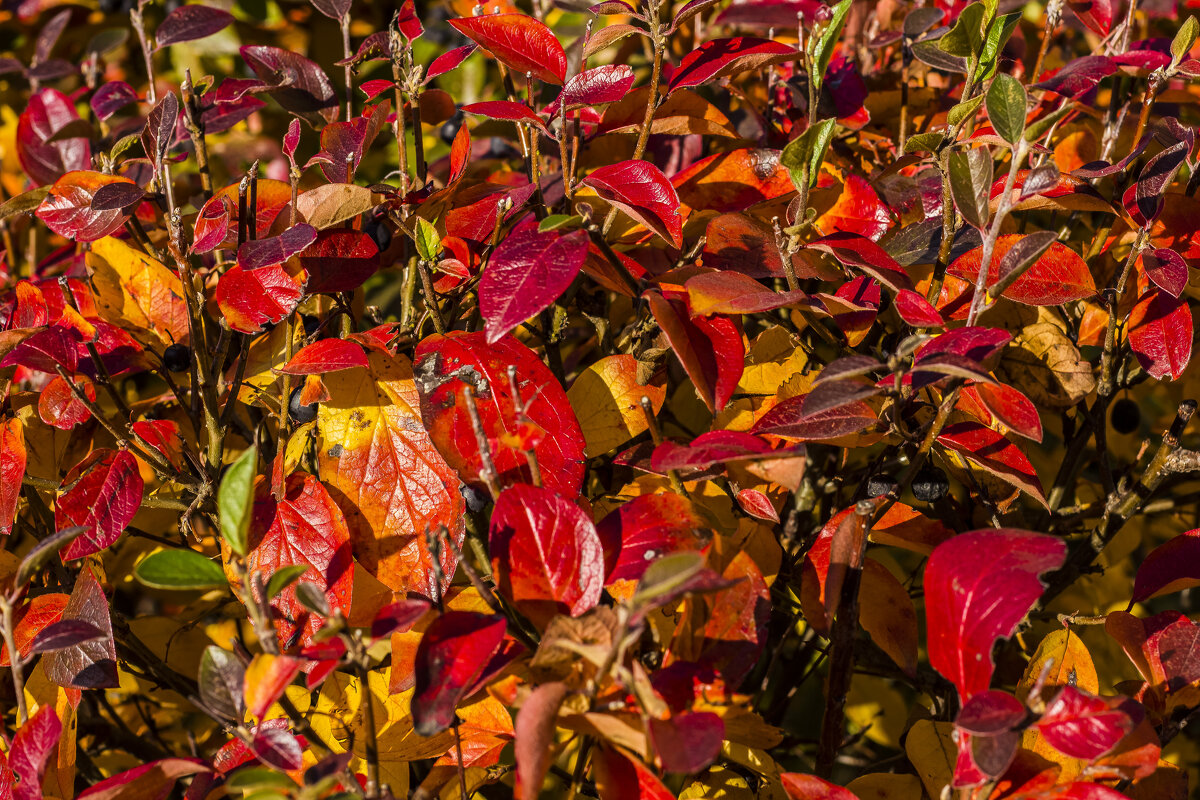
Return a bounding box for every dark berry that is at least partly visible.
[866,474,898,498]
[912,466,950,503]
[301,314,321,338]
[1111,397,1140,435]
[438,110,463,145]
[363,216,392,252]
[162,343,191,373]
[288,387,318,424]
[487,136,514,159]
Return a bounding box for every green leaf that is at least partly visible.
[296,580,331,616]
[110,133,141,161]
[135,549,228,590]
[218,445,257,558]
[265,564,310,601]
[781,118,838,191]
[1024,103,1075,144]
[948,147,994,230]
[198,645,245,722]
[225,769,295,792]
[938,2,986,57]
[633,551,706,607]
[904,132,946,154]
[977,12,1020,81]
[809,0,853,93]
[413,216,441,262]
[947,93,986,128]
[986,73,1027,144]
[1172,17,1198,65]
[538,214,583,232]
[0,187,50,223]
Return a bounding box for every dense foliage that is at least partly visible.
[1,0,1200,798]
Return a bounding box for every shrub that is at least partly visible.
[0,0,1199,798]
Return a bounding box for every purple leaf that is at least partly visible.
[155,5,234,49]
[43,570,119,690]
[30,619,105,654]
[90,181,145,212]
[1143,247,1188,298]
[238,224,319,270]
[241,45,338,124]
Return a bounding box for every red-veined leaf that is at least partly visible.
[43,569,118,690]
[0,594,68,666]
[1068,0,1114,34]
[241,45,338,124]
[582,160,683,247]
[17,88,91,186]
[925,529,1066,701]
[1034,686,1137,760]
[751,393,880,441]
[1142,248,1188,298]
[597,493,708,584]
[969,382,1043,442]
[1,418,27,535]
[551,65,636,111]
[9,706,61,800]
[956,689,1026,735]
[937,420,1046,506]
[237,223,318,270]
[947,235,1096,306]
[448,14,567,85]
[1128,289,1193,381]
[215,263,306,333]
[412,611,508,735]
[298,229,381,294]
[36,171,137,241]
[276,338,368,375]
[735,488,779,522]
[814,174,894,241]
[684,270,807,315]
[155,5,233,48]
[55,449,144,560]
[668,37,796,93]
[461,101,551,136]
[646,291,743,412]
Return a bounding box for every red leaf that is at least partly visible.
[780,773,858,800]
[815,174,893,241]
[276,339,368,375]
[1035,686,1136,760]
[1142,248,1188,298]
[650,430,781,472]
[76,760,209,800]
[316,100,391,182]
[216,263,306,334]
[684,270,807,315]
[751,393,879,441]
[241,45,338,124]
[479,220,589,342]
[448,123,470,185]
[947,235,1097,306]
[597,493,708,584]
[969,382,1043,443]
[646,292,743,412]
[37,376,92,430]
[36,171,136,242]
[298,229,381,294]
[513,682,570,800]
[155,5,233,48]
[461,101,551,136]
[193,180,292,253]
[582,160,683,247]
[43,569,119,690]
[925,529,1066,701]
[237,223,318,269]
[956,690,1026,735]
[17,88,91,186]
[489,484,604,621]
[592,747,675,800]
[448,14,567,85]
[648,711,724,773]
[252,727,303,771]
[0,594,68,667]
[668,37,796,93]
[131,420,185,472]
[427,44,478,81]
[248,474,354,649]
[552,65,636,110]
[1128,288,1193,380]
[894,289,945,327]
[673,148,794,213]
[936,420,1046,506]
[1068,0,1114,34]
[1,418,27,536]
[735,488,779,522]
[9,706,60,800]
[412,611,508,735]
[55,449,144,560]
[1132,529,1200,602]
[805,231,913,292]
[415,331,586,497]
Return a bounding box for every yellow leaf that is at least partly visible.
[681,767,756,799]
[87,236,190,347]
[567,354,666,458]
[737,326,808,396]
[1017,627,1099,781]
[904,719,955,800]
[845,773,924,800]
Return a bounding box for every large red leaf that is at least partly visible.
[241,45,338,124]
[814,174,893,241]
[582,161,683,247]
[646,291,743,412]
[966,382,1043,443]
[936,420,1047,506]
[276,338,368,375]
[448,14,567,85]
[751,393,879,441]
[298,229,381,294]
[673,148,794,213]
[668,37,796,93]
[9,706,61,800]
[552,65,636,110]
[215,262,306,334]
[591,747,675,800]
[489,484,604,623]
[412,611,508,736]
[415,331,586,498]
[1127,288,1193,381]
[1132,529,1200,602]
[248,474,354,649]
[1034,686,1136,761]
[1,417,25,536]
[317,350,465,598]
[17,88,91,186]
[237,223,318,270]
[925,529,1066,701]
[193,180,292,253]
[648,711,724,773]
[1068,0,1114,35]
[55,449,144,560]
[479,220,589,342]
[597,493,708,584]
[36,171,136,242]
[43,569,119,690]
[684,270,808,315]
[947,235,1097,306]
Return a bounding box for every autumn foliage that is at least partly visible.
[3,0,1200,798]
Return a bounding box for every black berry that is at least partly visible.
[912,466,950,503]
[1111,397,1140,435]
[162,343,191,373]
[363,216,392,252]
[289,387,319,424]
[301,314,321,338]
[438,110,463,145]
[866,474,898,498]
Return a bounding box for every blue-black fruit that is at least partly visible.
[162,343,191,373]
[912,466,949,503]
[289,387,318,424]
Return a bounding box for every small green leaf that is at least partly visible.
[296,580,331,616]
[809,0,853,93]
[977,12,1020,81]
[0,187,50,222]
[1172,16,1199,66]
[781,117,838,191]
[218,446,257,558]
[948,147,993,230]
[633,551,706,607]
[986,74,1027,144]
[938,2,986,57]
[225,769,295,792]
[539,214,582,232]
[947,94,986,128]
[265,564,310,601]
[1024,103,1074,143]
[135,549,228,590]
[413,217,441,262]
[110,133,141,161]
[904,132,946,154]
